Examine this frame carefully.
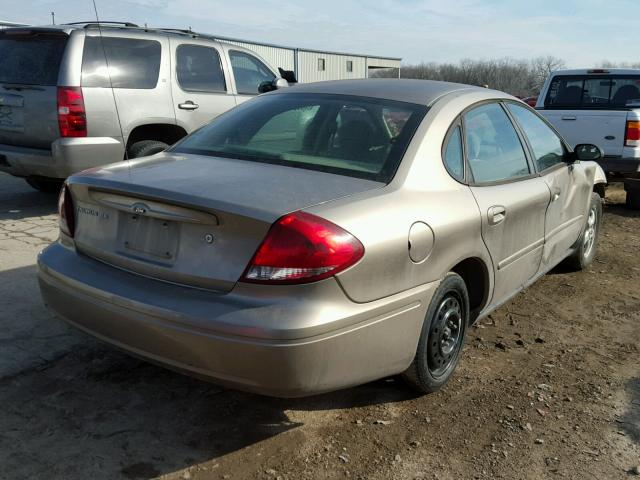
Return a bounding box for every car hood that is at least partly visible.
[70,152,385,223]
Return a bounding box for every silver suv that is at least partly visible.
[0,22,287,191]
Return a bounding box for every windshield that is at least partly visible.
[172,93,427,182]
[545,75,640,109]
[0,31,68,86]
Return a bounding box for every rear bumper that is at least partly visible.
[599,154,640,174]
[0,137,124,179]
[38,242,434,397]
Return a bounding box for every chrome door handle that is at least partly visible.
[488,205,506,225]
[178,101,199,110]
[561,115,576,121]
[551,186,561,201]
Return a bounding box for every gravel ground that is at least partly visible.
[0,173,638,480]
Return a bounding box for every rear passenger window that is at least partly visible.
[463,103,530,183]
[507,103,566,171]
[545,75,640,109]
[176,45,226,93]
[229,51,275,95]
[82,37,161,89]
[443,125,464,181]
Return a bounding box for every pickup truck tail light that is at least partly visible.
[57,87,87,138]
[625,120,640,147]
[241,211,364,284]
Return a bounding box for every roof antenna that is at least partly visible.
[91,0,131,178]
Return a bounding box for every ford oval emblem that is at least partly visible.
[132,203,149,215]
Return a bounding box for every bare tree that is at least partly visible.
[530,56,566,93]
[398,55,568,97]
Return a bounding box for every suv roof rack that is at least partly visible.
[67,21,139,28]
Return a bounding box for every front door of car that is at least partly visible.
[463,102,550,307]
[169,39,237,134]
[506,102,591,270]
[223,47,277,105]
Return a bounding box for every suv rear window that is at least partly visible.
[0,31,68,86]
[172,93,427,183]
[545,75,640,109]
[82,37,161,89]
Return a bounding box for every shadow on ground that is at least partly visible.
[620,377,640,446]
[0,264,416,480]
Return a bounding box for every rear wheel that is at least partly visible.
[127,140,168,159]
[564,192,602,270]
[402,272,469,394]
[25,178,63,193]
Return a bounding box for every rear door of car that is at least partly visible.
[506,101,591,270]
[462,101,551,307]
[540,74,640,156]
[0,28,69,149]
[169,38,236,132]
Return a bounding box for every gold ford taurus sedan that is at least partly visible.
[38,79,607,397]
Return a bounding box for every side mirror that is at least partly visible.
[573,144,604,162]
[258,77,290,94]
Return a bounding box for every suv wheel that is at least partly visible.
[127,140,169,159]
[25,178,63,194]
[402,272,469,394]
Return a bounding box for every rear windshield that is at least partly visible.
[0,31,68,86]
[171,93,427,182]
[545,75,640,109]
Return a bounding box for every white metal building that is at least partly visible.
[0,20,401,82]
[216,35,401,82]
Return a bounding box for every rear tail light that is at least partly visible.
[57,87,87,137]
[242,211,364,284]
[625,120,640,147]
[58,184,76,238]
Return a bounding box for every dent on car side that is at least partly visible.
[38,80,601,397]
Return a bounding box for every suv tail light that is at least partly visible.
[625,120,640,147]
[58,184,76,237]
[57,87,87,137]
[242,211,364,284]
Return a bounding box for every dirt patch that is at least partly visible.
[0,181,639,479]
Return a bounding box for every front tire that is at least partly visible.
[127,140,169,159]
[402,272,469,394]
[564,192,602,270]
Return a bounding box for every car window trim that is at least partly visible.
[502,100,573,175]
[175,43,228,94]
[459,99,537,187]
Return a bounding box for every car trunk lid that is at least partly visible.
[68,152,383,292]
[0,29,69,149]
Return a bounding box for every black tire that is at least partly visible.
[402,272,469,394]
[25,178,63,194]
[564,192,602,270]
[127,140,168,159]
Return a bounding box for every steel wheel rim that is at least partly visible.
[427,294,463,378]
[583,207,597,258]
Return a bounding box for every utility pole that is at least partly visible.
[51,11,55,25]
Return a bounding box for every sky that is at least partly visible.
[1,0,638,66]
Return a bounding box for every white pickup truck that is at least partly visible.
[536,69,640,176]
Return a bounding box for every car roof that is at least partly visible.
[271,79,490,106]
